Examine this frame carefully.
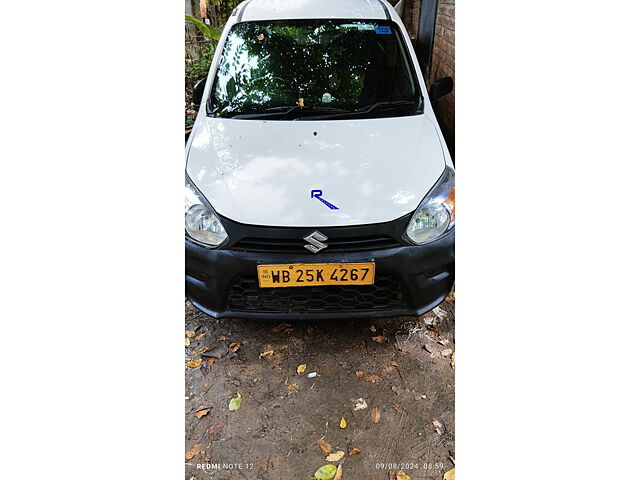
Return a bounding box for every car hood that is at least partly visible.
[186,115,446,227]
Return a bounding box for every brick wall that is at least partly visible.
[400,0,421,39]
[427,0,455,156]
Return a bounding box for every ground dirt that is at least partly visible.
[185,293,454,480]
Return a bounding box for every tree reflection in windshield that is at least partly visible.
[209,20,420,118]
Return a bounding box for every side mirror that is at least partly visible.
[429,77,453,101]
[192,78,206,110]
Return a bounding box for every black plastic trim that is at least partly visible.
[186,228,454,319]
[377,0,392,20]
[417,0,439,75]
[216,213,414,253]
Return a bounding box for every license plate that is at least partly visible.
[257,262,375,288]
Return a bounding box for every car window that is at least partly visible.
[209,19,421,119]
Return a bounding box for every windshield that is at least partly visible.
[208,19,422,120]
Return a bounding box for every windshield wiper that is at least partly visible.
[219,101,420,120]
[228,105,349,119]
[301,99,422,120]
[354,100,419,114]
[265,105,349,113]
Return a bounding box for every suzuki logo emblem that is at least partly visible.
[303,230,328,253]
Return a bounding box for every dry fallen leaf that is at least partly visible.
[390,361,399,367]
[316,439,333,453]
[443,468,455,480]
[259,350,274,358]
[217,335,226,340]
[371,335,386,343]
[397,345,412,355]
[353,398,368,411]
[365,375,381,383]
[194,347,208,355]
[325,450,345,462]
[272,322,293,333]
[355,370,364,378]
[194,408,210,418]
[297,364,307,374]
[433,419,445,435]
[185,443,201,460]
[339,417,347,429]
[228,342,240,352]
[185,330,196,338]
[185,337,190,347]
[371,407,381,423]
[441,348,453,357]
[288,383,300,392]
[257,33,264,41]
[348,447,361,456]
[334,464,343,480]
[206,357,216,366]
[396,471,413,480]
[393,403,403,414]
[186,359,202,368]
[193,333,205,340]
[203,345,229,359]
[369,325,377,332]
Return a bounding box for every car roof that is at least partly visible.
[238,0,390,22]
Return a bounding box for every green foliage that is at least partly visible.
[313,465,338,480]
[185,14,222,40]
[186,42,216,80]
[228,392,242,411]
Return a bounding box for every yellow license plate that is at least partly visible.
[257,262,375,288]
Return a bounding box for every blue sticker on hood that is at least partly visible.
[311,190,339,210]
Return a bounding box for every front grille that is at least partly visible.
[226,274,408,313]
[231,235,400,253]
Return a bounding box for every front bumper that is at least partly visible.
[186,228,454,320]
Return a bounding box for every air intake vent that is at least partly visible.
[231,235,400,253]
[226,274,407,313]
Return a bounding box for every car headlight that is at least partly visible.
[185,174,228,247]
[405,166,455,245]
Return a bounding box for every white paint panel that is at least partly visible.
[187,115,445,227]
[241,0,388,21]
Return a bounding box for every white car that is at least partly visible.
[185,0,454,319]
